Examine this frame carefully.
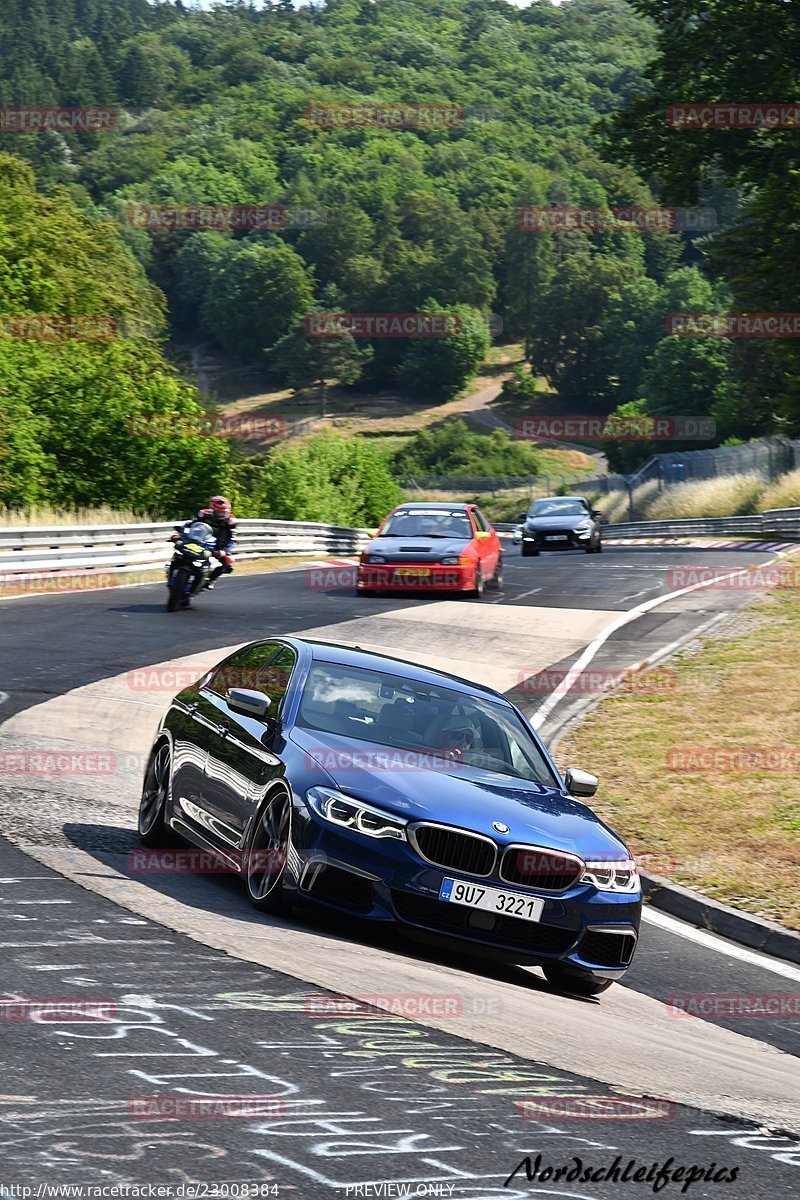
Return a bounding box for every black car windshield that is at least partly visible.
[530,499,588,517]
[296,662,559,786]
[380,510,472,539]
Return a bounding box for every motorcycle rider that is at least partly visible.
[172,495,238,591]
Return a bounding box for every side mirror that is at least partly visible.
[564,767,598,797]
[518,512,528,523]
[227,688,272,720]
[592,510,602,520]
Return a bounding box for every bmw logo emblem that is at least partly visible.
[492,821,510,834]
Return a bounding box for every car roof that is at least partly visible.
[391,502,471,511]
[281,636,510,704]
[531,495,588,504]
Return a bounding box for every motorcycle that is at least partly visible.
[165,520,218,612]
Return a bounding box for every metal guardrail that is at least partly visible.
[0,519,373,578]
[601,509,800,540]
[3,507,797,580]
[497,509,800,540]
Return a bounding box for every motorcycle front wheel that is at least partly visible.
[166,566,191,612]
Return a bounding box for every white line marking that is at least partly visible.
[531,553,790,729]
[0,938,173,948]
[642,908,800,983]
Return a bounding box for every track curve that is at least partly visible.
[1,545,799,1193]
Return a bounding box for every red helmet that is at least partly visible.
[210,495,232,518]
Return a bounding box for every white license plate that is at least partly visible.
[439,877,544,923]
[545,535,569,541]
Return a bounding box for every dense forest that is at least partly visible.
[0,0,795,512]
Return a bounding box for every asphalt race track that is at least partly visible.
[1,544,799,1196]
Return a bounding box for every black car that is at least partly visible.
[518,497,603,556]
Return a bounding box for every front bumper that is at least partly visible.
[356,562,475,592]
[289,806,641,978]
[522,528,593,551]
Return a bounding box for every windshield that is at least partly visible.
[379,509,473,539]
[296,662,559,786]
[184,521,215,545]
[530,499,588,518]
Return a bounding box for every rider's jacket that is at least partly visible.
[194,508,238,554]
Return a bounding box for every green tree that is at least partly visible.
[200,239,315,359]
[253,430,401,525]
[394,419,540,478]
[397,302,491,401]
[267,291,373,416]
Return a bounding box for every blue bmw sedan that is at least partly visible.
[138,637,641,997]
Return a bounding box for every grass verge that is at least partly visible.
[556,584,800,930]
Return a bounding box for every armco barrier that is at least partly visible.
[502,509,800,540]
[0,519,373,580]
[600,508,800,540]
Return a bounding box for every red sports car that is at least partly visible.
[357,501,503,598]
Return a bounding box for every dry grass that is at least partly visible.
[558,586,800,928]
[641,473,764,520]
[0,505,148,528]
[589,480,660,524]
[756,470,800,513]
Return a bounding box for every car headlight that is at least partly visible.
[581,858,639,892]
[306,787,407,840]
[575,522,593,534]
[361,553,386,564]
[440,556,462,565]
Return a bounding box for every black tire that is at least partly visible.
[244,789,291,913]
[487,557,503,590]
[138,741,174,847]
[521,542,538,557]
[167,567,191,612]
[542,965,614,996]
[471,567,485,599]
[358,588,376,597]
[486,556,503,590]
[596,541,603,554]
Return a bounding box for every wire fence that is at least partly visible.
[576,438,800,497]
[401,473,587,494]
